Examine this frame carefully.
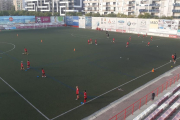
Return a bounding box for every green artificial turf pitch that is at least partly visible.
[0,27,179,120]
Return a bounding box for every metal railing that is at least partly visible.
[109,73,180,120]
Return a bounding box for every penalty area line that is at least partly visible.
[0,77,50,120]
[50,57,180,120]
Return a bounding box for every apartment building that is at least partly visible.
[173,0,180,18]
[25,0,83,16]
[83,0,180,17]
[0,0,13,11]
[13,0,25,11]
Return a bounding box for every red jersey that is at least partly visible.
[42,69,45,73]
[88,40,90,43]
[143,35,145,37]
[172,55,174,59]
[151,36,152,39]
[21,63,23,67]
[95,40,97,43]
[127,42,129,45]
[138,34,139,36]
[27,61,30,65]
[129,37,131,39]
[148,42,150,45]
[76,88,79,94]
[90,39,92,41]
[84,92,87,98]
[113,38,115,41]
[24,48,27,52]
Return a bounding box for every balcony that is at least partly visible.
[84,5,98,7]
[149,4,160,7]
[103,5,116,7]
[173,3,180,6]
[139,9,148,12]
[172,10,180,12]
[83,1,98,3]
[149,9,159,12]
[102,10,115,12]
[126,4,134,6]
[126,9,134,12]
[84,10,99,12]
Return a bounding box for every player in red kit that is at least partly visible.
[27,60,30,69]
[147,42,150,46]
[24,47,28,55]
[172,54,175,63]
[83,90,87,104]
[138,34,140,37]
[113,38,115,43]
[88,40,90,44]
[76,86,79,100]
[42,68,46,78]
[20,61,24,70]
[129,36,131,41]
[143,35,145,38]
[126,42,129,47]
[151,36,153,41]
[95,39,97,45]
[90,39,92,44]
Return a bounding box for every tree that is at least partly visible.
[92,13,100,17]
[106,13,116,17]
[11,6,15,11]
[2,11,9,16]
[76,12,83,16]
[117,13,127,18]
[0,12,3,16]
[138,13,152,18]
[138,14,143,18]
[144,13,152,18]
[54,12,59,16]
[85,13,92,16]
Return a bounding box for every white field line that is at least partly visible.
[0,42,16,54]
[51,56,180,120]
[0,77,50,120]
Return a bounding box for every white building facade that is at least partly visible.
[84,0,180,17]
[25,0,83,16]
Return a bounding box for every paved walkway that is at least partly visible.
[83,65,180,120]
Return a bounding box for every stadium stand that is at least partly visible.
[172,111,180,120]
[133,83,180,120]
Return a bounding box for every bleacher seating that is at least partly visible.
[157,98,180,120]
[172,111,180,120]
[133,83,180,120]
